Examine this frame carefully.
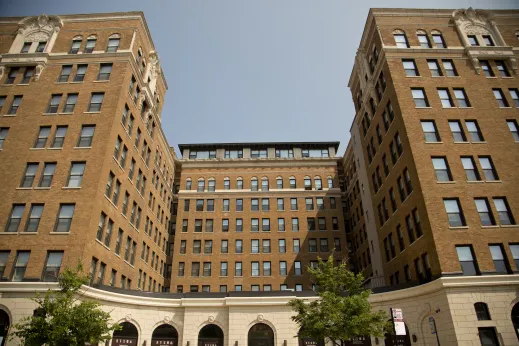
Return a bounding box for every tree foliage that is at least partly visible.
[11,264,119,346]
[288,255,392,345]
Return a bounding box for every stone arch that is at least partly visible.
[87,34,97,40]
[152,323,179,345]
[393,28,405,34]
[109,33,121,39]
[112,320,140,346]
[198,322,225,346]
[416,29,427,35]
[430,29,442,35]
[72,35,83,40]
[0,306,11,346]
[246,319,277,346]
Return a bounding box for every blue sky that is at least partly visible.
[1,0,517,155]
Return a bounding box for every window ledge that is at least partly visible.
[3,115,16,117]
[501,224,519,228]
[437,181,456,184]
[49,232,70,235]
[481,225,500,229]
[73,146,92,149]
[453,141,470,144]
[16,187,32,190]
[425,141,444,144]
[34,187,51,190]
[70,81,84,84]
[466,180,485,183]
[405,76,422,78]
[471,141,487,144]
[62,186,81,189]
[58,112,74,115]
[415,107,432,109]
[47,147,63,150]
[84,111,101,114]
[499,107,512,109]
[42,113,58,116]
[29,148,45,150]
[93,80,110,83]
[485,180,502,183]
[449,226,469,230]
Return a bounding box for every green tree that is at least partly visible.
[288,255,392,345]
[10,264,119,346]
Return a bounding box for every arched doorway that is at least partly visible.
[113,321,138,346]
[198,324,224,346]
[0,310,9,346]
[297,328,324,346]
[152,324,179,346]
[512,303,519,341]
[384,323,411,346]
[248,323,274,346]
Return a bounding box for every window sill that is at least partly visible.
[93,80,110,83]
[0,232,18,235]
[84,111,101,114]
[104,195,119,209]
[499,107,512,109]
[47,147,63,150]
[3,115,17,117]
[70,81,84,84]
[471,141,487,144]
[42,113,58,116]
[73,146,92,149]
[449,226,469,230]
[58,112,74,115]
[49,232,70,235]
[485,180,502,183]
[437,181,456,184]
[405,76,422,78]
[425,141,444,144]
[466,180,485,183]
[501,224,519,228]
[481,225,500,229]
[62,186,81,189]
[16,187,32,190]
[29,148,45,150]
[95,239,111,251]
[34,187,51,190]
[415,107,432,109]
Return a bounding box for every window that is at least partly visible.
[261,178,269,191]
[77,125,95,147]
[289,176,296,188]
[480,60,494,77]
[222,219,229,232]
[67,162,86,187]
[432,157,452,182]
[417,33,431,48]
[74,64,87,82]
[402,60,419,76]
[330,197,336,209]
[21,163,38,187]
[318,217,326,231]
[279,239,286,253]
[397,177,406,202]
[489,244,511,274]
[251,149,267,158]
[60,94,78,113]
[309,239,317,252]
[302,149,329,158]
[438,88,454,107]
[432,33,446,48]
[235,239,243,253]
[54,204,75,232]
[8,95,23,114]
[493,88,509,107]
[12,251,30,281]
[466,121,483,142]
[293,239,300,253]
[454,88,470,107]
[495,61,510,77]
[444,199,465,227]
[5,204,25,232]
[307,218,316,232]
[478,327,499,346]
[320,238,329,252]
[474,198,495,226]
[0,252,9,278]
[510,244,519,269]
[394,33,409,48]
[224,149,243,158]
[494,198,515,225]
[191,262,200,277]
[467,35,479,46]
[262,218,270,232]
[427,60,442,76]
[223,199,230,211]
[207,179,215,191]
[21,67,34,84]
[292,217,299,232]
[306,198,314,211]
[449,121,466,142]
[0,128,8,149]
[42,251,63,282]
[261,198,269,211]
[115,229,123,255]
[97,63,112,80]
[412,88,429,107]
[39,163,56,187]
[70,39,81,54]
[479,156,498,181]
[507,120,519,141]
[263,261,271,276]
[21,42,32,53]
[235,262,243,276]
[456,245,479,275]
[205,219,214,232]
[251,178,258,191]
[237,178,243,189]
[84,37,96,53]
[295,261,302,275]
[278,218,285,232]
[106,36,120,52]
[204,240,213,254]
[88,92,104,112]
[251,262,260,276]
[316,197,324,210]
[5,68,18,84]
[421,121,440,142]
[262,239,271,253]
[290,198,298,210]
[236,219,243,232]
[439,59,456,77]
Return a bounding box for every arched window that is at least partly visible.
[251,177,258,191]
[475,302,491,320]
[107,33,120,52]
[289,176,296,189]
[236,177,243,190]
[314,176,322,190]
[208,178,216,191]
[70,35,82,54]
[261,177,269,191]
[0,309,10,346]
[113,321,138,345]
[431,30,447,48]
[393,29,409,48]
[186,178,192,190]
[199,324,224,346]
[327,176,334,188]
[84,35,97,53]
[304,176,312,190]
[152,324,178,345]
[137,47,143,64]
[223,177,230,190]
[197,178,205,192]
[248,323,274,346]
[416,29,431,48]
[276,176,283,189]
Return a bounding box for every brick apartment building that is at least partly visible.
[0,12,175,292]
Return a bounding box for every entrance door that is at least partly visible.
[198,324,224,346]
[113,321,139,346]
[248,323,274,346]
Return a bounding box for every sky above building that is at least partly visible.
[1,0,517,155]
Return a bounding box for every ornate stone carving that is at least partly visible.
[34,64,45,81]
[464,25,490,35]
[164,316,171,323]
[257,314,264,322]
[452,7,492,25]
[0,66,5,80]
[510,57,518,75]
[25,31,51,42]
[18,14,63,32]
[125,314,132,322]
[138,93,146,110]
[471,58,481,75]
[208,315,215,323]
